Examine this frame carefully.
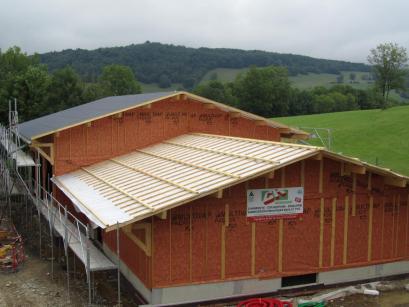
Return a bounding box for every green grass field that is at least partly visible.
[274,106,409,176]
[200,68,374,88]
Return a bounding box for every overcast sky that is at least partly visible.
[1,0,408,63]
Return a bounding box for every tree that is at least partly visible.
[158,74,171,88]
[193,80,237,106]
[336,74,344,83]
[349,72,356,82]
[0,46,41,122]
[233,66,291,117]
[47,66,84,112]
[368,43,408,108]
[14,65,51,120]
[100,64,141,96]
[82,83,105,102]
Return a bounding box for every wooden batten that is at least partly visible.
[54,131,60,138]
[345,163,366,175]
[384,176,407,188]
[142,104,152,109]
[86,122,92,128]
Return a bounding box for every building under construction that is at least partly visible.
[1,91,409,305]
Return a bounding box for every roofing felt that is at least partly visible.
[17,91,308,142]
[18,91,175,141]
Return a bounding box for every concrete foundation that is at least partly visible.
[148,261,409,305]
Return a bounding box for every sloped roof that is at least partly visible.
[17,91,308,141]
[18,92,174,141]
[52,133,319,229]
[52,133,409,230]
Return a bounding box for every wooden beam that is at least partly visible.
[345,164,366,175]
[113,112,123,119]
[31,143,54,165]
[352,173,357,216]
[229,112,241,119]
[278,219,283,272]
[212,189,223,199]
[203,103,216,109]
[286,133,310,140]
[155,210,167,220]
[251,222,256,276]
[86,122,92,128]
[278,128,292,133]
[343,195,349,265]
[255,120,268,126]
[367,196,373,261]
[123,223,152,256]
[319,159,323,193]
[384,176,407,188]
[319,198,324,268]
[330,198,337,267]
[265,171,275,179]
[313,153,323,160]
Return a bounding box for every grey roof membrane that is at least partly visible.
[18,92,175,141]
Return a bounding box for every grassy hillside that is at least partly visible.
[274,106,409,176]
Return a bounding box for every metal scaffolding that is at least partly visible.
[0,101,120,306]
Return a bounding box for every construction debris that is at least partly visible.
[0,218,25,272]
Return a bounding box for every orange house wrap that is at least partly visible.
[18,91,409,305]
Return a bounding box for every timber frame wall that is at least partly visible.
[51,97,282,176]
[28,95,409,293]
[103,157,409,290]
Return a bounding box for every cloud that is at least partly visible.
[1,0,409,63]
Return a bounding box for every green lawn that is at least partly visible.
[200,67,251,84]
[274,106,409,176]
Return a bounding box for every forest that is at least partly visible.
[0,45,399,125]
[39,42,370,87]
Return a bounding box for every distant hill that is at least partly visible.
[39,42,370,88]
[274,105,409,176]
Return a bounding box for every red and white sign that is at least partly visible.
[247,187,304,221]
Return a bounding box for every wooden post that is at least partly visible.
[343,195,349,265]
[319,198,324,268]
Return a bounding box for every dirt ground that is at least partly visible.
[1,254,409,307]
[0,253,88,307]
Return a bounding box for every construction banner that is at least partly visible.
[246,187,304,221]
